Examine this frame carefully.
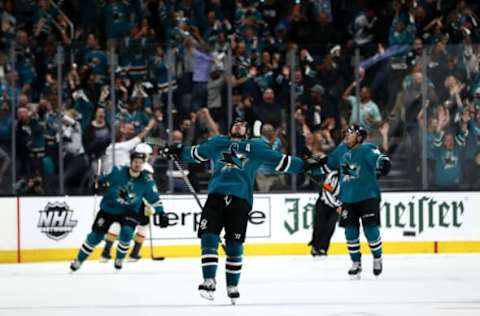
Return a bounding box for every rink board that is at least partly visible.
[0,192,480,262]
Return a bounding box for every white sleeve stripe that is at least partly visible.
[275,155,287,172]
[192,146,208,162]
[275,155,292,172]
[321,165,331,173]
[284,156,292,172]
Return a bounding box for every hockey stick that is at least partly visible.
[172,159,204,211]
[92,158,102,218]
[305,173,323,188]
[148,217,165,261]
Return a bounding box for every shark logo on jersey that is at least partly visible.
[116,182,137,205]
[341,162,360,182]
[37,202,78,241]
[443,152,458,169]
[220,143,247,170]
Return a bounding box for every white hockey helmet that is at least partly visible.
[134,143,153,157]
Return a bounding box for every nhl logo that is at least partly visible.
[37,202,78,241]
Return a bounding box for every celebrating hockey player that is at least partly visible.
[101,143,156,262]
[317,124,390,279]
[161,118,314,304]
[99,118,155,262]
[70,149,169,272]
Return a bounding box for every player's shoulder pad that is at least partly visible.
[141,170,155,182]
[208,135,229,143]
[362,143,380,153]
[244,138,270,153]
[117,166,129,173]
[248,137,270,147]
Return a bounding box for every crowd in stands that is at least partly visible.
[0,0,479,195]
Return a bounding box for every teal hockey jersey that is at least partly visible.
[430,130,466,187]
[180,135,304,206]
[99,166,164,215]
[326,142,384,203]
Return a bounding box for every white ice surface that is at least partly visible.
[1,254,480,316]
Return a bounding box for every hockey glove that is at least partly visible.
[94,178,109,194]
[303,154,328,172]
[376,155,391,178]
[158,212,169,228]
[160,144,183,160]
[144,205,154,217]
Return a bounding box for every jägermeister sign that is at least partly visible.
[281,192,475,241]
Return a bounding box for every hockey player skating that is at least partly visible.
[318,125,390,279]
[308,170,341,258]
[99,118,155,262]
[162,118,313,304]
[70,149,169,272]
[101,143,156,262]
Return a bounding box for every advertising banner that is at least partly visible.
[11,191,480,250]
[19,196,98,249]
[150,195,271,244]
[268,192,479,242]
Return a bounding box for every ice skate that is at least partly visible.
[227,286,240,305]
[114,258,124,270]
[69,259,82,273]
[373,257,382,277]
[198,278,216,301]
[348,261,362,280]
[311,247,327,260]
[99,252,111,263]
[127,252,142,262]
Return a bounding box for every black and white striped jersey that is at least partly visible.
[320,170,342,208]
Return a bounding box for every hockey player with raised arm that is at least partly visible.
[317,124,391,279]
[161,118,312,304]
[70,149,169,272]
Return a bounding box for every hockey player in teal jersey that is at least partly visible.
[70,149,169,272]
[162,118,308,304]
[318,125,391,279]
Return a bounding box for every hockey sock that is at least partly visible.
[130,241,142,256]
[77,231,104,262]
[105,232,118,243]
[345,225,361,262]
[225,240,243,287]
[130,232,146,256]
[102,239,114,256]
[116,225,134,260]
[200,233,220,280]
[363,225,382,258]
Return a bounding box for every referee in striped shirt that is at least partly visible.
[309,170,341,258]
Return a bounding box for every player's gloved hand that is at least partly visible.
[303,153,327,171]
[376,155,391,178]
[160,144,183,160]
[144,205,154,217]
[158,212,169,228]
[94,179,109,194]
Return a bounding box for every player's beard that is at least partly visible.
[230,131,246,139]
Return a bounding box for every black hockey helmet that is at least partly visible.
[130,150,147,162]
[347,124,367,143]
[229,118,250,138]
